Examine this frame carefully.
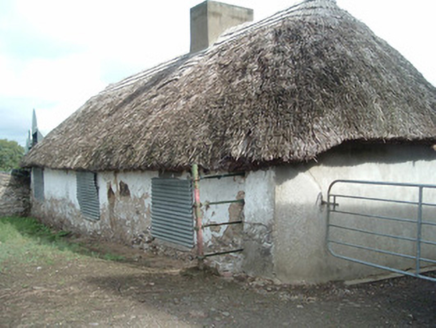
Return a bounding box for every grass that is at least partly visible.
[0,217,125,273]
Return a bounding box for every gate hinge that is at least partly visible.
[321,200,339,207]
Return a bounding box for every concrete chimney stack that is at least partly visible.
[190,1,253,53]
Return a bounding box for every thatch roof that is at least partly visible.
[22,0,436,172]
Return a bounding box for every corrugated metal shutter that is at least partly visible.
[76,172,100,221]
[151,178,194,248]
[33,168,44,201]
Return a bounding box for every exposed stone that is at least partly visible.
[0,171,30,217]
[119,181,131,197]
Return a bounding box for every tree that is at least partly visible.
[0,139,25,172]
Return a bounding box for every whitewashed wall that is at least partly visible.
[31,144,436,283]
[31,169,246,263]
[272,144,436,283]
[32,169,158,242]
[242,170,276,276]
[199,174,245,271]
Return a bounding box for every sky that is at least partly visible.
[1,0,435,146]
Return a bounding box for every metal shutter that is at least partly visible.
[151,178,194,248]
[33,168,44,201]
[76,172,100,221]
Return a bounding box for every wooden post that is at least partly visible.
[191,164,204,269]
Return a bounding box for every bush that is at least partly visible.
[0,139,24,172]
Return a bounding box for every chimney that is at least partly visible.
[190,1,253,53]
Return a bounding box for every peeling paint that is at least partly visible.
[29,145,436,283]
[119,181,131,197]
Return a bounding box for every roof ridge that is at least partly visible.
[101,0,344,95]
[213,0,341,47]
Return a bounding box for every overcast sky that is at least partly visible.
[1,0,435,146]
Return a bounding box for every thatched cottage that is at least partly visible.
[22,0,436,283]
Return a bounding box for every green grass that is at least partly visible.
[0,217,125,273]
[102,253,126,261]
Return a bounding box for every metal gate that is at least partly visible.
[326,180,436,282]
[191,164,244,266]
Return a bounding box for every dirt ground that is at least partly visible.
[1,237,435,328]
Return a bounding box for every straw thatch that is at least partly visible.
[22,0,436,172]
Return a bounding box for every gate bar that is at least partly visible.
[332,223,436,246]
[330,252,436,282]
[329,193,424,206]
[332,209,436,226]
[203,221,243,228]
[205,199,245,206]
[331,193,436,209]
[329,179,436,189]
[416,187,423,274]
[329,240,436,265]
[203,248,244,258]
[200,172,245,180]
[329,224,417,242]
[329,240,417,261]
[332,209,416,224]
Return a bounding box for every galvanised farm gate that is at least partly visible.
[327,180,436,282]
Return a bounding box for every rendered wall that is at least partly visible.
[30,144,436,283]
[272,144,436,283]
[198,173,245,271]
[30,168,247,269]
[31,169,157,243]
[242,170,276,277]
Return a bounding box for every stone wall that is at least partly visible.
[0,171,30,217]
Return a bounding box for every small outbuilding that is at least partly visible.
[22,0,436,283]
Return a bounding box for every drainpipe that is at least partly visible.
[191,164,204,269]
